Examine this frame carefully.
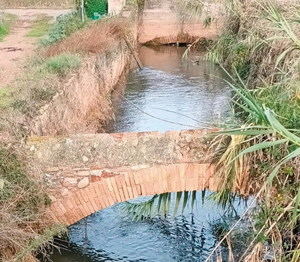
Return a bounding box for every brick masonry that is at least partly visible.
[28,129,251,226]
[138,0,225,44]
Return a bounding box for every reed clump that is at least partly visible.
[205,0,300,260]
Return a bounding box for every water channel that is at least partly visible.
[46,46,248,262]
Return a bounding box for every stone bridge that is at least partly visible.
[27,129,234,226]
[109,0,224,45]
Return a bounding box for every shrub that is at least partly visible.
[41,12,87,46]
[43,54,81,76]
[0,21,9,41]
[0,145,66,261]
[0,13,16,41]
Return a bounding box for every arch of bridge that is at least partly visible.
[27,129,250,226]
[47,162,216,225]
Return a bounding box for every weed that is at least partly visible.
[0,13,17,41]
[41,12,87,46]
[0,144,66,261]
[43,53,81,76]
[27,15,52,38]
[45,17,130,56]
[0,87,13,109]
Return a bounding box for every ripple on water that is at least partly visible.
[48,46,240,262]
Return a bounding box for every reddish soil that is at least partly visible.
[0,9,70,88]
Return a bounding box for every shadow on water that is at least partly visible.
[46,191,251,262]
[43,46,248,262]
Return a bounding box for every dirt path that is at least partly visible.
[0,9,70,88]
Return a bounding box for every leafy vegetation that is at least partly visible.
[123,0,300,260]
[0,13,16,41]
[121,191,198,221]
[204,1,300,260]
[41,12,87,46]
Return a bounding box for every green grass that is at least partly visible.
[43,54,81,76]
[0,87,13,109]
[0,13,17,41]
[26,15,52,38]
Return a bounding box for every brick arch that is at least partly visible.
[48,163,216,226]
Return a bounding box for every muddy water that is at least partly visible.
[47,46,245,262]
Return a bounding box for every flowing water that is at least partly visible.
[46,46,248,262]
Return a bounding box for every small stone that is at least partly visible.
[29,145,35,151]
[49,195,57,202]
[63,177,78,186]
[82,156,89,163]
[77,177,89,189]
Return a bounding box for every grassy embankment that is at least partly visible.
[0,12,87,261]
[0,2,134,257]
[204,0,300,261]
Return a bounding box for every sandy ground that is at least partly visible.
[0,9,71,88]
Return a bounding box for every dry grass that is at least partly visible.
[0,143,65,261]
[0,16,133,138]
[0,0,74,8]
[45,17,131,57]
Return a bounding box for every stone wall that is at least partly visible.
[27,129,251,225]
[47,162,216,225]
[28,129,213,170]
[138,0,225,44]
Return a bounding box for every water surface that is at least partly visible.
[106,46,231,132]
[47,46,238,262]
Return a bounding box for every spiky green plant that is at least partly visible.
[120,191,198,221]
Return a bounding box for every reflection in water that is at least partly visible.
[47,46,237,262]
[49,192,247,262]
[106,46,231,132]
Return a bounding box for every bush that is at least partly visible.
[0,21,9,41]
[41,12,86,46]
[0,13,16,41]
[43,54,81,76]
[85,0,108,18]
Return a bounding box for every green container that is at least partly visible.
[85,0,108,19]
[92,12,101,20]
